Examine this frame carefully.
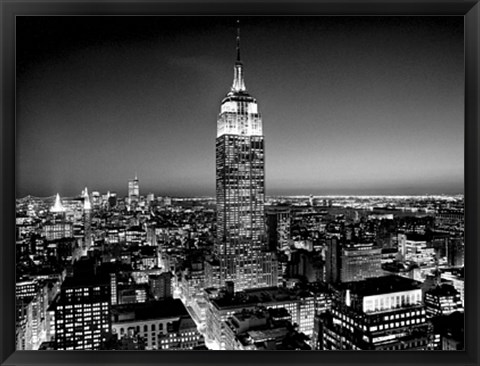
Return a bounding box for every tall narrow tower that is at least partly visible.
[128,173,140,210]
[215,21,277,291]
[83,187,92,252]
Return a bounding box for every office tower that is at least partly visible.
[325,237,341,284]
[110,273,118,306]
[53,274,111,350]
[340,242,384,282]
[107,191,117,209]
[325,238,384,284]
[446,238,464,267]
[128,174,140,209]
[91,191,101,208]
[83,187,92,252]
[266,206,291,252]
[321,276,429,350]
[215,22,276,291]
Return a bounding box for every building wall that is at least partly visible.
[112,316,180,350]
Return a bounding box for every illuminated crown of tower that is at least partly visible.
[50,193,65,213]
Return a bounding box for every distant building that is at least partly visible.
[43,222,73,241]
[50,193,66,217]
[149,272,173,300]
[435,209,464,228]
[128,174,140,209]
[446,238,464,267]
[340,242,384,283]
[83,187,92,251]
[424,284,463,317]
[325,237,341,284]
[325,238,384,284]
[266,206,291,252]
[398,233,435,267]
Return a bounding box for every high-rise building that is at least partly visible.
[325,239,384,284]
[52,275,111,350]
[266,206,291,252]
[128,174,140,209]
[325,237,341,284]
[215,22,276,291]
[83,187,92,252]
[340,242,384,283]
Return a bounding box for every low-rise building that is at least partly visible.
[111,298,200,350]
[321,275,429,350]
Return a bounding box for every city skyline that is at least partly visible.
[16,16,464,197]
[15,16,466,351]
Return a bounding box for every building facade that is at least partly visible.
[321,276,429,350]
[340,243,384,283]
[53,277,111,350]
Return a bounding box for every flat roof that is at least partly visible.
[212,287,313,309]
[341,275,421,297]
[112,298,189,322]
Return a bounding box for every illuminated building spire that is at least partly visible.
[231,19,246,93]
[51,193,65,213]
[83,187,91,210]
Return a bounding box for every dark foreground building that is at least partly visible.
[320,276,429,350]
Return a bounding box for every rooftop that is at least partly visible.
[112,298,188,322]
[340,275,421,297]
[212,287,313,310]
[427,284,460,297]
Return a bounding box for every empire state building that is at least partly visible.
[215,23,277,291]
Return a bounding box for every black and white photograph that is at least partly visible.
[15,16,465,351]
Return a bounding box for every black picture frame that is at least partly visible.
[1,1,478,366]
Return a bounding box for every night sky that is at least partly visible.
[16,16,464,198]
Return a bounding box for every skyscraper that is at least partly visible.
[128,174,139,210]
[53,261,111,350]
[83,187,92,252]
[215,22,276,291]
